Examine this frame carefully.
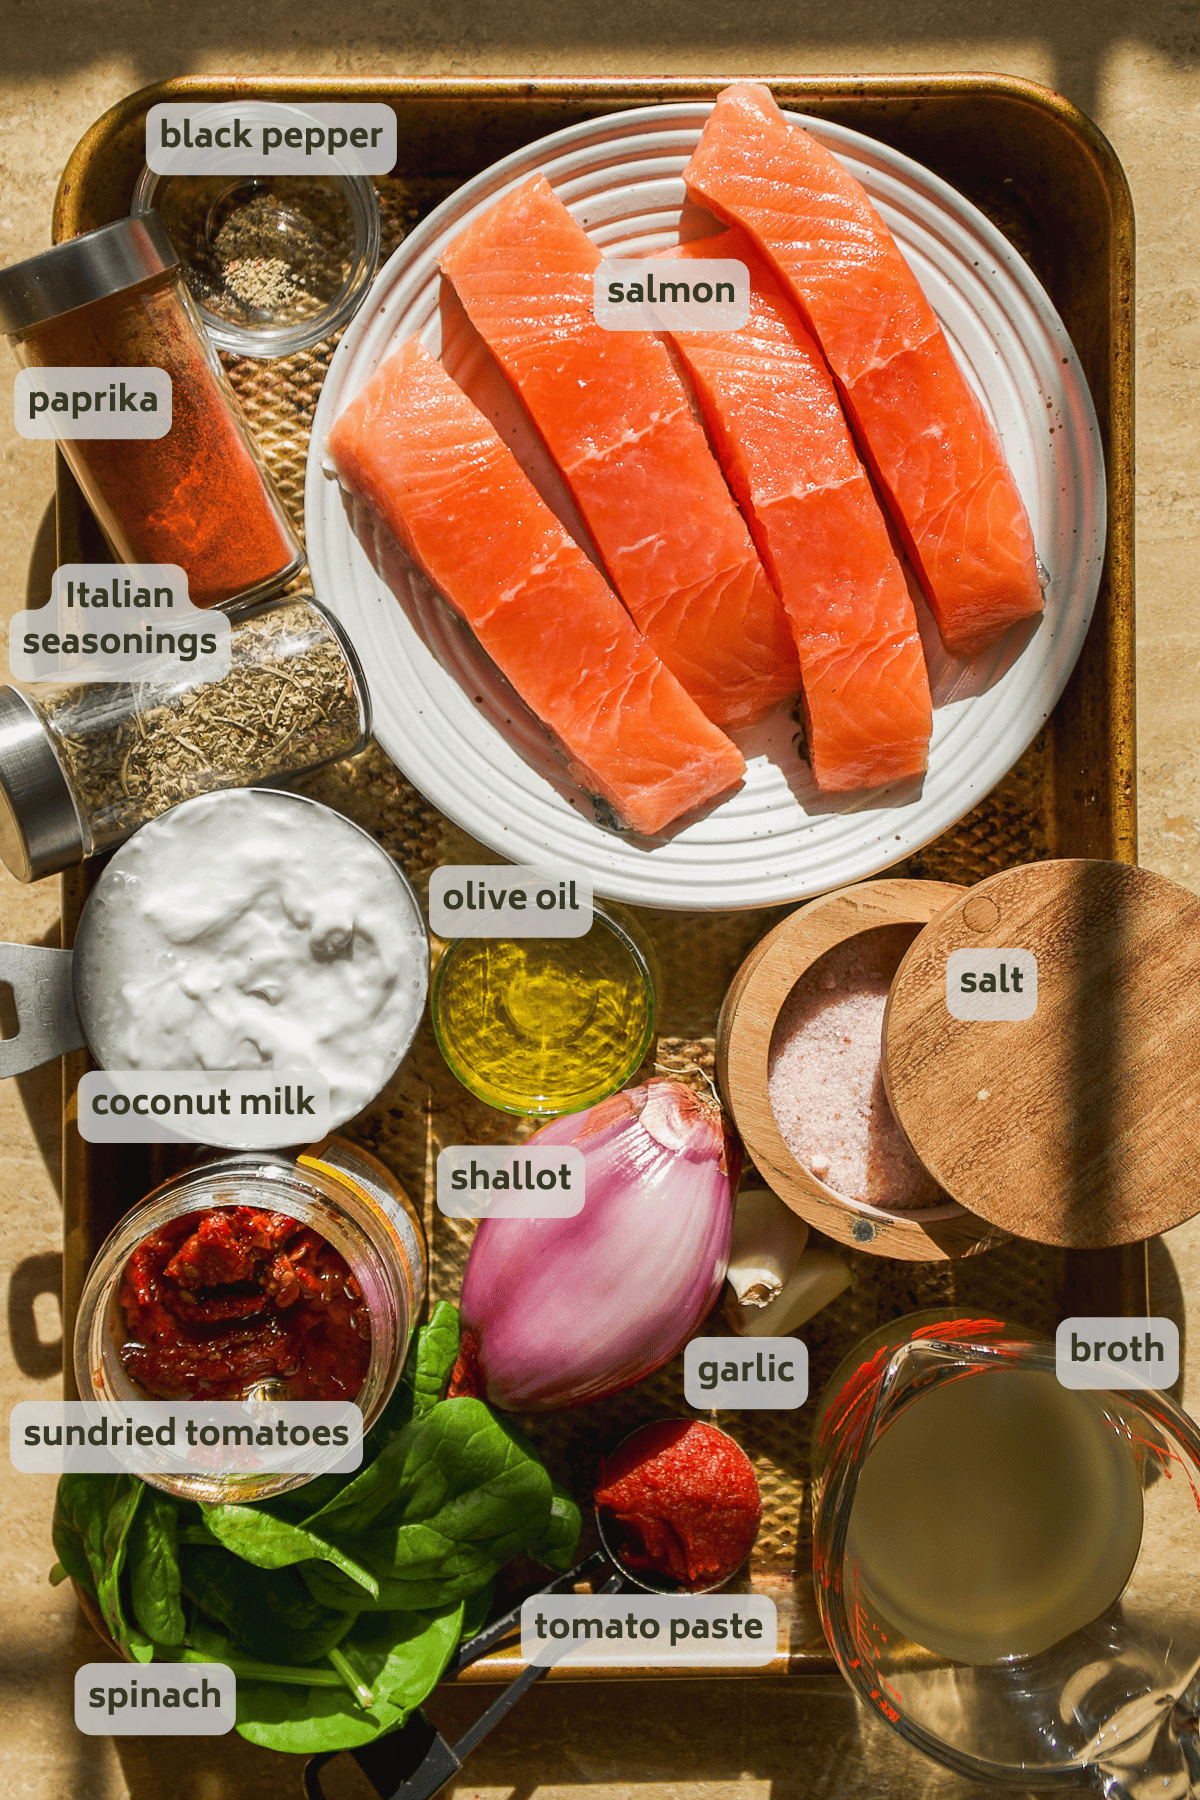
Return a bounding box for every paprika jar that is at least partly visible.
[73,1136,426,1503]
[0,213,303,606]
[0,589,371,881]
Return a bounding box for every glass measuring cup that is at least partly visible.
[811,1313,1200,1796]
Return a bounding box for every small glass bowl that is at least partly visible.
[131,166,380,358]
[73,1138,425,1503]
[431,903,658,1117]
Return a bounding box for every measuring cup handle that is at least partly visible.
[1090,1675,1200,1797]
[0,944,84,1078]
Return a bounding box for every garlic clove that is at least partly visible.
[725,1246,851,1337]
[726,1186,808,1308]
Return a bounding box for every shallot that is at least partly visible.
[451,1079,740,1412]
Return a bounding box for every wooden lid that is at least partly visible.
[883,859,1200,1247]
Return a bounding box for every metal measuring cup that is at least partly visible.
[0,788,429,1143]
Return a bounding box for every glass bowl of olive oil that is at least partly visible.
[432,904,657,1116]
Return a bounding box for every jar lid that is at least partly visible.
[0,214,178,336]
[883,859,1200,1247]
[0,688,85,881]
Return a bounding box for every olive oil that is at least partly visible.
[433,908,655,1115]
[846,1368,1144,1664]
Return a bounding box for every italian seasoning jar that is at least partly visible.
[73,1136,426,1503]
[0,590,370,881]
[0,213,303,605]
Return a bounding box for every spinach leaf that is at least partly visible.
[532,1483,584,1575]
[235,1604,463,1753]
[199,1505,378,1598]
[127,1485,185,1646]
[180,1546,356,1665]
[52,1473,142,1602]
[183,1619,354,1688]
[52,1474,116,1600]
[51,1473,154,1658]
[411,1301,460,1417]
[306,1397,549,1544]
[339,1604,463,1710]
[298,1399,577,1613]
[298,1544,500,1615]
[95,1478,154,1660]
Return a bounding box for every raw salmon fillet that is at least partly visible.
[684,83,1044,657]
[667,227,932,790]
[326,338,745,836]
[438,174,801,727]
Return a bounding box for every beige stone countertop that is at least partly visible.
[3,4,1200,1796]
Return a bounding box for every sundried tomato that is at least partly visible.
[117,1206,370,1402]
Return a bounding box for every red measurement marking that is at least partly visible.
[1127,1422,1200,1513]
[852,1601,873,1655]
[818,1344,891,1447]
[912,1316,1006,1341]
[819,1320,1011,1448]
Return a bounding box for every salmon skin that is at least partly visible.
[666,226,932,790]
[684,83,1044,657]
[438,173,801,728]
[326,338,746,837]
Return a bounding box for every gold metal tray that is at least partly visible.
[54,74,1139,1682]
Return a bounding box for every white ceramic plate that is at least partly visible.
[305,103,1105,911]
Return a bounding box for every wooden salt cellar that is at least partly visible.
[716,877,1006,1262]
[719,861,1200,1259]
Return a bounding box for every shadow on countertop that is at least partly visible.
[6,0,1197,133]
[100,1671,1052,1800]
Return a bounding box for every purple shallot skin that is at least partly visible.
[452,1079,740,1412]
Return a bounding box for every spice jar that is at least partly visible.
[0,213,303,605]
[0,590,370,881]
[73,1136,425,1503]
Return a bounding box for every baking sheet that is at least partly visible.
[55,74,1139,1679]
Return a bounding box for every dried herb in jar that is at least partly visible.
[36,593,368,853]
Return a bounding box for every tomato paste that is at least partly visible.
[594,1420,762,1591]
[117,1205,371,1402]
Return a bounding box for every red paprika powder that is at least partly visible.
[0,215,302,606]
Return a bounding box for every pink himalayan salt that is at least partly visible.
[767,925,943,1211]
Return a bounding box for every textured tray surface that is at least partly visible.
[215,172,1079,1650]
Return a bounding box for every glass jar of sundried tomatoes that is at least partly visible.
[73,1136,425,1503]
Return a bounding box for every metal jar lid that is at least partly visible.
[0,688,85,881]
[0,214,179,337]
